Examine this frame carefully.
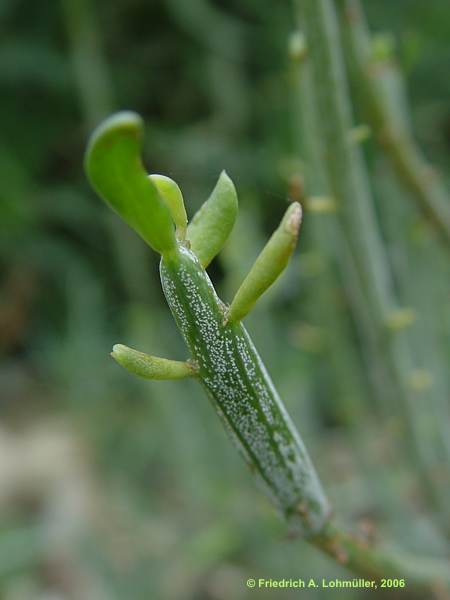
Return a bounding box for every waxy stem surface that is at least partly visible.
[160,244,330,535]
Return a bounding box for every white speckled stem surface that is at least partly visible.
[160,245,330,535]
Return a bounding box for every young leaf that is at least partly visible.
[150,174,188,240]
[111,344,197,380]
[84,111,176,255]
[187,170,238,267]
[227,202,302,323]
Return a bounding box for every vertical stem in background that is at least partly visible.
[336,0,450,249]
[61,0,113,129]
[289,48,368,426]
[290,31,411,535]
[293,0,450,536]
[297,0,392,320]
[336,0,450,465]
[289,36,390,425]
[61,0,155,304]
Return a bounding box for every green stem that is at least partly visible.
[160,244,331,535]
[85,111,450,596]
[61,0,112,128]
[62,0,156,303]
[337,0,450,249]
[294,0,450,535]
[310,521,450,594]
[289,32,387,422]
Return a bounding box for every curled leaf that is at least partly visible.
[84,111,176,255]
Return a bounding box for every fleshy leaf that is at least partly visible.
[149,174,188,240]
[84,111,176,255]
[187,170,238,267]
[227,202,302,323]
[111,344,197,380]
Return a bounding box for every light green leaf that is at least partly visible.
[149,174,188,240]
[227,202,302,323]
[187,170,238,267]
[111,344,197,380]
[84,111,176,255]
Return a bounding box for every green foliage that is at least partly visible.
[1,0,450,597]
[87,111,328,536]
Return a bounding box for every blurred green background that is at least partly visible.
[1,1,449,598]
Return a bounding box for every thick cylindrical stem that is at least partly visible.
[160,245,330,535]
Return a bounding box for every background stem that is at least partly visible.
[336,0,450,249]
[293,0,450,542]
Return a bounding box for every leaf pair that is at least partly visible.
[84,111,238,264]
